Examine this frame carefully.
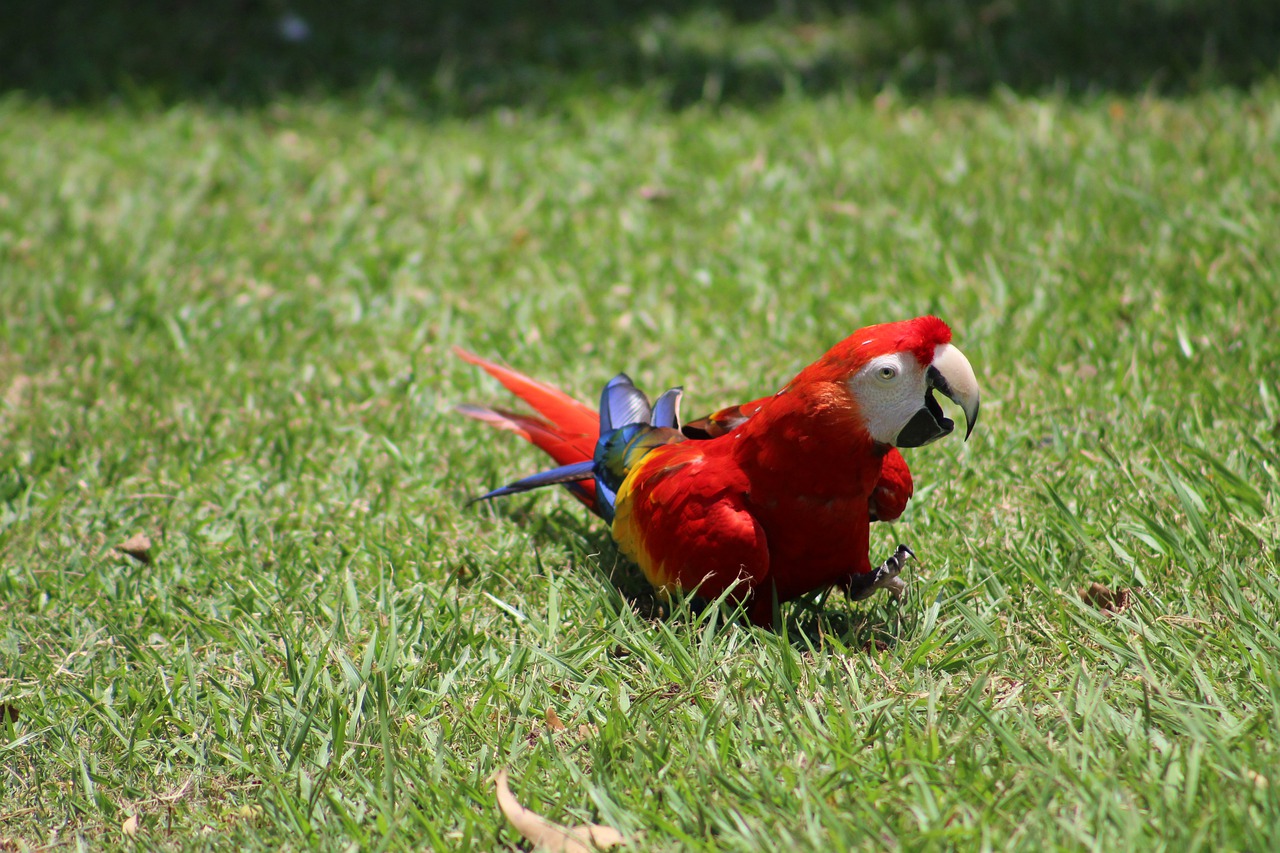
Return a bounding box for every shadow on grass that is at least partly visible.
[471,498,666,608]
[783,595,909,652]
[645,591,910,654]
[3,1,1278,112]
[472,497,912,647]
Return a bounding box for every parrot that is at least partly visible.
[457,315,980,628]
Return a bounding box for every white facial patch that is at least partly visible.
[847,353,929,445]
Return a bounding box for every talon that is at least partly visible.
[878,575,908,600]
[848,543,915,602]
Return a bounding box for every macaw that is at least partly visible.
[457,315,979,628]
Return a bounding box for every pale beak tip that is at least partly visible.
[929,343,981,443]
[964,399,979,441]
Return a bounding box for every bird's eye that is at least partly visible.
[877,366,898,382]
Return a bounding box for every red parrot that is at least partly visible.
[458,315,979,628]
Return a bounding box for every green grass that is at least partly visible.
[3,23,1280,849]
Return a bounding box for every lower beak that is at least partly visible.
[894,344,981,448]
[895,387,953,448]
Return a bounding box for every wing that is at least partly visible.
[684,395,914,524]
[680,394,771,439]
[869,449,914,522]
[610,445,769,604]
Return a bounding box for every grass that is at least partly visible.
[2,8,1280,848]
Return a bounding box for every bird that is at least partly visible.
[457,315,980,628]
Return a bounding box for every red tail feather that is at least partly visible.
[455,348,601,507]
[454,348,599,450]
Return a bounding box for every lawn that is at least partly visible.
[2,3,1280,850]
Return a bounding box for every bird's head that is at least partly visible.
[802,316,981,448]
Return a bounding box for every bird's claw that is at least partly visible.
[848,543,914,602]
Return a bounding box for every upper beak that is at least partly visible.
[929,343,981,440]
[894,343,981,448]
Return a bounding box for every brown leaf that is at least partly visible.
[122,815,139,837]
[1081,582,1132,615]
[494,770,626,853]
[0,703,18,724]
[545,707,567,732]
[116,533,152,564]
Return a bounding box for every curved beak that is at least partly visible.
[930,343,980,440]
[895,343,981,448]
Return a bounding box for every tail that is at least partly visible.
[457,348,685,519]
[454,347,599,461]
[455,348,603,509]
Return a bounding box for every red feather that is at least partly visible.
[454,404,599,507]
[454,347,599,455]
[460,316,964,628]
[870,449,914,522]
[611,317,952,626]
[454,348,601,508]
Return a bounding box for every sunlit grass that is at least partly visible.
[1,82,1279,849]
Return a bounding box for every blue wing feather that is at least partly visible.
[599,374,651,433]
[650,387,683,429]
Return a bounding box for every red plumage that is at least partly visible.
[459,316,979,628]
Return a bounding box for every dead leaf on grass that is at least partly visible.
[0,703,18,724]
[545,707,567,732]
[122,815,139,837]
[1081,582,1132,615]
[116,533,152,564]
[494,769,626,853]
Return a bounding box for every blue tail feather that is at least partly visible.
[469,460,596,504]
[470,372,687,522]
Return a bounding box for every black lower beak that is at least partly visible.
[895,389,955,448]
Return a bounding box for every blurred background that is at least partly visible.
[5,0,1280,111]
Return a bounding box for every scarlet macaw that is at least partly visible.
[458,315,980,628]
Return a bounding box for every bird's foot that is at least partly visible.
[847,543,914,602]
